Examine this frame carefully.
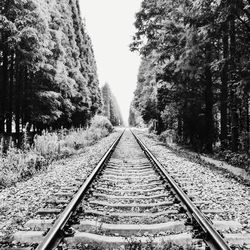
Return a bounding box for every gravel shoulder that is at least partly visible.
[167,142,250,184]
[137,129,250,184]
[134,129,250,238]
[0,130,121,240]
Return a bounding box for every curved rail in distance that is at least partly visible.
[131,129,231,250]
[36,130,125,250]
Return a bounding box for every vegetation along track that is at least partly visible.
[6,130,249,250]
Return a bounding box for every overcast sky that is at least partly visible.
[79,0,142,125]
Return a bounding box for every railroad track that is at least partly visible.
[9,129,248,249]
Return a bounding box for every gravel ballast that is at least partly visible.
[134,129,250,248]
[0,130,121,242]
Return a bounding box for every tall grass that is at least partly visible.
[0,116,113,188]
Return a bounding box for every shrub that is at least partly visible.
[34,131,61,159]
[63,128,87,150]
[0,115,114,188]
[148,121,156,134]
[159,129,177,144]
[216,149,249,172]
[90,115,113,133]
[0,148,47,187]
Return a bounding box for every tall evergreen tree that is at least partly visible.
[101,83,123,126]
[130,0,250,154]
[0,0,102,134]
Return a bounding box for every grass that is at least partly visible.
[0,115,113,188]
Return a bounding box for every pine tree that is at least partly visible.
[0,0,102,134]
[130,0,250,154]
[101,83,123,126]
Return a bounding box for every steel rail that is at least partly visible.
[131,129,231,250]
[36,129,125,250]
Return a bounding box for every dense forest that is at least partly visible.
[0,0,103,134]
[101,83,123,126]
[130,0,250,155]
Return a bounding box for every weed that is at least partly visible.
[0,115,114,188]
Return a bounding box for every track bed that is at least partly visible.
[1,130,248,250]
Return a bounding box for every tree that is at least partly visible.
[0,0,102,136]
[101,83,123,126]
[130,0,250,154]
[101,83,111,120]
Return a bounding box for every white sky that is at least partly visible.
[79,0,142,125]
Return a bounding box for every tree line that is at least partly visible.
[0,0,102,134]
[0,0,123,135]
[101,83,123,126]
[129,0,250,154]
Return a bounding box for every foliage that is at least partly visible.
[0,115,113,188]
[0,0,102,133]
[215,150,249,172]
[158,130,177,144]
[131,56,159,124]
[90,115,113,133]
[130,0,250,155]
[101,83,124,126]
[34,132,61,159]
[128,103,145,127]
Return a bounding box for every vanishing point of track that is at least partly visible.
[14,129,232,250]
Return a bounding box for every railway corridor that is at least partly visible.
[76,130,189,234]
[5,130,250,250]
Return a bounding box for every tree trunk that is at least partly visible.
[247,95,250,156]
[229,16,239,152]
[1,1,11,133]
[15,52,21,135]
[22,67,28,128]
[204,43,214,153]
[220,21,229,149]
[230,96,239,152]
[156,113,164,135]
[242,86,249,155]
[1,46,8,133]
[0,53,4,133]
[177,115,182,141]
[7,53,14,133]
[204,66,214,153]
